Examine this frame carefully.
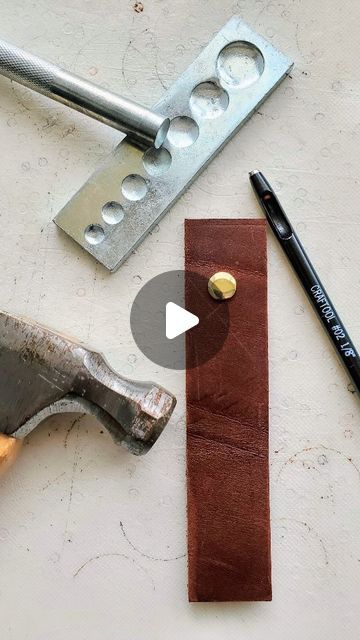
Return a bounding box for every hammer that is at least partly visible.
[0,310,176,470]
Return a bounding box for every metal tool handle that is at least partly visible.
[0,39,169,148]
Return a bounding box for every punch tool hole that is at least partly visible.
[102,201,125,225]
[190,81,229,119]
[216,41,265,89]
[121,174,148,201]
[167,116,199,148]
[84,223,105,245]
[143,147,172,177]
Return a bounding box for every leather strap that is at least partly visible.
[185,219,271,602]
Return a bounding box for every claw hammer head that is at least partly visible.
[0,311,176,461]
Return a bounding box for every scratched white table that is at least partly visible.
[1,1,359,638]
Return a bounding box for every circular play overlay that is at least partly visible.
[130,270,230,370]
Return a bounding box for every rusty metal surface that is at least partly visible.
[0,310,176,455]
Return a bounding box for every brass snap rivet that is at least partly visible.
[208,272,237,300]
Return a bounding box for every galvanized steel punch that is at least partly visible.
[0,18,292,272]
[54,17,293,271]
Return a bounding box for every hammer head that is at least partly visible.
[0,311,176,455]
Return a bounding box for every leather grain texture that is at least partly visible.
[185,218,271,602]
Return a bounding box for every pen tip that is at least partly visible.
[249,169,261,177]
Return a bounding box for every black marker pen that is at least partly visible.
[250,170,360,395]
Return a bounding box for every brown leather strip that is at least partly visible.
[185,219,271,602]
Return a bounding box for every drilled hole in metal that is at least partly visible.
[216,41,265,89]
[143,147,172,177]
[102,201,125,225]
[84,224,105,245]
[121,174,148,201]
[190,81,229,119]
[167,116,199,148]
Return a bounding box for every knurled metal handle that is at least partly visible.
[0,39,169,148]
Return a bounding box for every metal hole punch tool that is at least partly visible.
[54,18,293,271]
[0,39,170,149]
[0,20,292,271]
[0,310,176,460]
[249,170,360,395]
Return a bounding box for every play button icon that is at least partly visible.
[166,303,199,340]
[130,270,229,370]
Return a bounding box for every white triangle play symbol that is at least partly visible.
[166,302,199,340]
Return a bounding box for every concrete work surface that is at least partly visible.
[0,1,359,638]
